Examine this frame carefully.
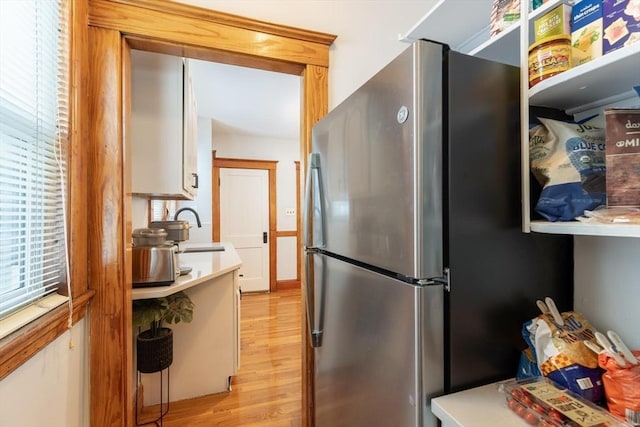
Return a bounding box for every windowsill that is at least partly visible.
[0,294,69,340]
[0,290,94,380]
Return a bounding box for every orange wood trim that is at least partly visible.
[102,0,336,45]
[88,26,133,427]
[0,290,94,380]
[214,157,278,170]
[212,150,220,242]
[89,0,334,69]
[276,230,297,237]
[268,168,277,293]
[295,161,301,283]
[276,280,301,290]
[300,64,328,427]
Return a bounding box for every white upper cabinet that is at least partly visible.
[403,0,640,238]
[131,50,199,200]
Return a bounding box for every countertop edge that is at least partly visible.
[132,242,242,300]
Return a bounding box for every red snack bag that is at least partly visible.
[598,350,640,425]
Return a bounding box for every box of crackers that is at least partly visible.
[571,0,604,66]
[605,108,640,207]
[603,0,640,54]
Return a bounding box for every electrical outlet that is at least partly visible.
[285,208,296,216]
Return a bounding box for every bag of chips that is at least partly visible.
[529,116,606,221]
[527,310,606,404]
[598,350,640,425]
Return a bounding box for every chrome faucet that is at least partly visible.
[174,207,202,228]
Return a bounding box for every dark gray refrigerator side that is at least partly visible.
[443,49,573,393]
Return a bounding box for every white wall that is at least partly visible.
[177,0,434,109]
[0,319,88,427]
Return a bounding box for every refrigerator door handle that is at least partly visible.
[303,152,326,250]
[304,251,324,347]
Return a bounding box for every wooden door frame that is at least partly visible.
[213,155,278,292]
[87,1,334,425]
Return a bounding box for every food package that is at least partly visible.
[532,0,552,11]
[535,4,572,41]
[603,0,640,54]
[605,109,640,207]
[598,350,640,426]
[578,206,640,224]
[491,0,521,37]
[527,310,606,404]
[501,377,634,426]
[572,0,604,66]
[529,116,606,221]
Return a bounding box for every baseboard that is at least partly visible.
[276,280,300,290]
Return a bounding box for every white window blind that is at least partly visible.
[0,0,70,321]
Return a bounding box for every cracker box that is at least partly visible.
[603,0,640,54]
[571,0,604,66]
[605,108,640,207]
[535,4,572,41]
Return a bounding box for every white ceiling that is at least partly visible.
[188,59,301,140]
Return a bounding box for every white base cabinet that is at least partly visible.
[130,49,198,200]
[139,269,240,405]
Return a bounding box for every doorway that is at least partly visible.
[213,157,278,292]
[86,2,335,425]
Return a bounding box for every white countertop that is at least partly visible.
[131,242,242,300]
[432,381,526,427]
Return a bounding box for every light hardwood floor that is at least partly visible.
[140,288,302,426]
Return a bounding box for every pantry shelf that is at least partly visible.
[530,220,640,238]
[529,43,640,115]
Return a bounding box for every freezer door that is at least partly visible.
[311,254,444,427]
[310,40,443,280]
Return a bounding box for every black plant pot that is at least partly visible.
[136,327,173,373]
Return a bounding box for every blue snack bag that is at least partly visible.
[529,116,606,221]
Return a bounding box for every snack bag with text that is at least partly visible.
[528,310,606,404]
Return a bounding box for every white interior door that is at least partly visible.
[220,168,270,292]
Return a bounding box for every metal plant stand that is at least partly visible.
[135,367,170,427]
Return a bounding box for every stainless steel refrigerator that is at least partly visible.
[303,40,573,427]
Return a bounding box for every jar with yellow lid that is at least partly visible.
[528,35,572,88]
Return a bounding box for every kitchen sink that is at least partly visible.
[179,245,225,253]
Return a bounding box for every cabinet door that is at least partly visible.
[182,59,198,198]
[131,50,197,200]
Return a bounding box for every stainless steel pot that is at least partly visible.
[132,228,169,247]
[149,220,190,242]
[132,228,179,286]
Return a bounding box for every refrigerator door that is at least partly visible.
[310,40,443,280]
[311,253,443,427]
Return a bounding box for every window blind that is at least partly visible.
[0,0,69,320]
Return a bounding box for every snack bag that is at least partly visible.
[529,116,606,221]
[517,319,543,380]
[528,310,606,404]
[599,350,640,425]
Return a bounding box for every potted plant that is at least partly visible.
[132,291,195,373]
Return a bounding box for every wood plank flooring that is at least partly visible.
[140,288,302,426]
